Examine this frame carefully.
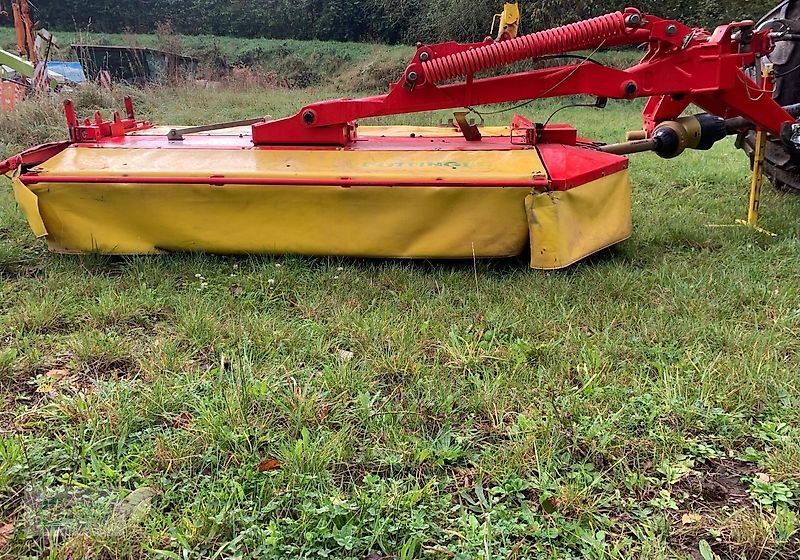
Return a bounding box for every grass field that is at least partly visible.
[1,35,800,559]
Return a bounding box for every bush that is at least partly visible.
[0,95,65,157]
[25,0,780,44]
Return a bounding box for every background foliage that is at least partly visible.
[8,0,779,43]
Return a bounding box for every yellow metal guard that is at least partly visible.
[526,173,632,269]
[730,128,776,236]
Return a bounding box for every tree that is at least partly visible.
[14,0,782,43]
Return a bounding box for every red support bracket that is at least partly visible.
[0,141,71,175]
[65,96,152,143]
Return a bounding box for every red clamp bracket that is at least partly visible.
[64,96,152,143]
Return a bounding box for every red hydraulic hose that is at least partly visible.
[422,10,635,83]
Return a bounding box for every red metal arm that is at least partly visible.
[251,8,795,146]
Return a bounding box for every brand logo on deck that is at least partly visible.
[362,160,473,168]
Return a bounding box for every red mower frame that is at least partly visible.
[250,8,796,146]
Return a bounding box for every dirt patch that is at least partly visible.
[2,354,138,410]
[99,308,173,332]
[81,356,139,381]
[1,364,53,406]
[669,458,754,559]
[676,459,755,511]
[0,396,16,431]
[0,262,45,281]
[669,458,800,560]
[24,316,75,336]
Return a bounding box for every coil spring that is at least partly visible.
[422,11,629,83]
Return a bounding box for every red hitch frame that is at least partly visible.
[250,8,795,147]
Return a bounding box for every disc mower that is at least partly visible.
[2,7,800,269]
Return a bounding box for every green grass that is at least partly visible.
[0,26,415,90]
[1,42,800,559]
[0,26,412,62]
[0,27,639,91]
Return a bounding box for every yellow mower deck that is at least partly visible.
[11,125,632,269]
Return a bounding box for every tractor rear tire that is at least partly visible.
[739,0,800,192]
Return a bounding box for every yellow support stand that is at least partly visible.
[732,128,777,236]
[747,127,767,226]
[707,66,777,236]
[707,128,776,236]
